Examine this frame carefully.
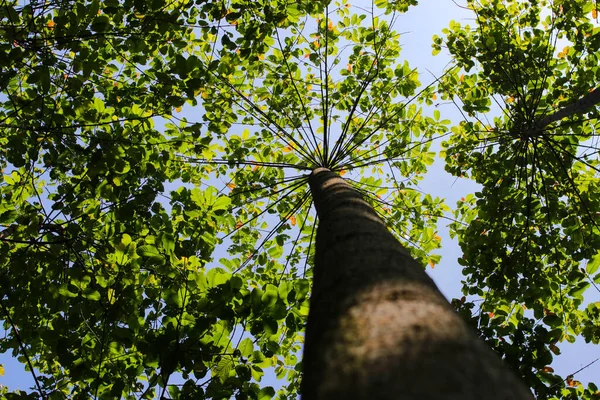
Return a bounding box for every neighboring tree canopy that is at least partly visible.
[0,0,598,399]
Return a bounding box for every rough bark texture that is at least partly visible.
[301,167,533,400]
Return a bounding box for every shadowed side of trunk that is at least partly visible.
[300,167,533,400]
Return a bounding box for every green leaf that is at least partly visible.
[257,386,275,400]
[262,318,278,335]
[238,338,254,358]
[121,233,132,246]
[277,281,292,303]
[294,279,311,301]
[136,245,164,263]
[267,244,282,259]
[570,282,590,299]
[0,210,18,224]
[212,195,231,211]
[213,357,234,383]
[168,384,180,398]
[251,365,264,381]
[91,14,111,32]
[261,284,278,306]
[207,268,230,287]
[543,315,562,328]
[587,252,600,275]
[58,284,78,298]
[82,288,101,301]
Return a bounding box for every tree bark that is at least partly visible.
[301,167,533,400]
[538,87,600,129]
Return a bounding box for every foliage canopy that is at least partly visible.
[0,0,599,398]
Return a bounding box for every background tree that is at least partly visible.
[0,0,598,400]
[435,0,600,398]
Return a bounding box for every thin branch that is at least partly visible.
[0,301,46,399]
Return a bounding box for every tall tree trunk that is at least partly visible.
[301,167,533,400]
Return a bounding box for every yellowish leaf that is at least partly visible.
[566,376,580,387]
[282,145,293,153]
[145,274,156,285]
[560,46,569,57]
[175,106,182,113]
[107,288,116,304]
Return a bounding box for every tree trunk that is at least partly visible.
[538,87,600,128]
[301,167,533,400]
